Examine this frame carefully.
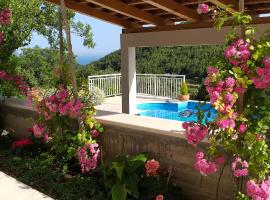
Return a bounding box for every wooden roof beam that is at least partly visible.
[208,0,238,14]
[245,0,270,5]
[123,16,270,34]
[142,0,200,22]
[85,0,174,25]
[45,0,141,28]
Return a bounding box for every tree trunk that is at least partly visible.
[59,0,79,99]
[58,8,64,67]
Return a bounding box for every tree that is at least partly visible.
[0,0,94,72]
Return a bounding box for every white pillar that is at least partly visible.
[121,42,136,114]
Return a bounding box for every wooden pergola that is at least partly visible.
[45,0,270,114]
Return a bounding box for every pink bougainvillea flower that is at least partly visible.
[90,129,100,138]
[224,39,251,66]
[194,151,217,176]
[215,155,226,165]
[0,8,11,25]
[197,3,210,14]
[252,57,270,89]
[225,77,236,88]
[216,119,230,129]
[145,159,160,176]
[247,178,270,200]
[238,124,247,133]
[33,123,45,138]
[44,132,51,142]
[155,194,164,200]
[182,122,208,146]
[207,66,219,75]
[231,157,248,177]
[11,138,33,149]
[77,143,100,174]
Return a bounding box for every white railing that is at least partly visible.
[88,73,185,98]
[88,74,122,96]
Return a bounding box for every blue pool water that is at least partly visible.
[137,101,217,123]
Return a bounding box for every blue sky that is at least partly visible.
[28,13,122,64]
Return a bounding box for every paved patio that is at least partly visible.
[96,95,179,116]
[0,172,53,200]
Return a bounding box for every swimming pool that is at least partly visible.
[137,101,217,123]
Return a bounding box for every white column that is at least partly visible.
[121,41,136,114]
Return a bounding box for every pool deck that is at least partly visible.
[96,95,180,116]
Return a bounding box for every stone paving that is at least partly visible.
[0,172,53,200]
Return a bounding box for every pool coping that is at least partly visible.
[96,113,185,140]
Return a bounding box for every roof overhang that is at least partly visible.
[45,0,270,33]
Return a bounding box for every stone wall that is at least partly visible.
[0,99,235,199]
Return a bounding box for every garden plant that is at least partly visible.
[0,3,181,200]
[183,3,270,200]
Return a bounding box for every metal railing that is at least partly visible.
[88,73,185,98]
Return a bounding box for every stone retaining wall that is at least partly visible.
[0,99,235,200]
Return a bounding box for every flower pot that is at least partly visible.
[179,94,190,101]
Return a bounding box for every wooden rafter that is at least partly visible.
[245,0,270,4]
[208,0,238,14]
[142,0,200,22]
[123,16,270,34]
[85,0,174,25]
[45,0,141,28]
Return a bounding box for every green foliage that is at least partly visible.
[0,0,94,69]
[14,46,58,88]
[87,46,225,81]
[0,146,107,200]
[101,154,147,200]
[180,81,189,95]
[79,86,105,107]
[101,154,182,200]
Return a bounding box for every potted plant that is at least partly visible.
[179,81,190,101]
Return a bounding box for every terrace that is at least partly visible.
[1,0,270,200]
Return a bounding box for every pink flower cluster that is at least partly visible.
[0,8,11,45]
[0,70,29,95]
[155,194,164,200]
[216,112,237,130]
[11,138,33,149]
[33,123,45,138]
[238,123,247,133]
[36,87,83,120]
[182,122,208,146]
[205,71,239,112]
[194,151,217,176]
[231,157,248,177]
[0,8,11,25]
[197,3,209,14]
[224,39,251,66]
[90,129,100,138]
[77,143,100,174]
[252,57,270,89]
[247,178,270,200]
[145,159,160,176]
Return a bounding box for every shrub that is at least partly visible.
[180,81,189,95]
[79,86,105,107]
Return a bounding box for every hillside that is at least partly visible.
[81,45,225,82]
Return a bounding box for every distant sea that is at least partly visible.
[76,55,103,65]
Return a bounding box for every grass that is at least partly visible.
[0,146,108,200]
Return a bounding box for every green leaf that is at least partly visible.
[111,183,127,200]
[112,162,125,182]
